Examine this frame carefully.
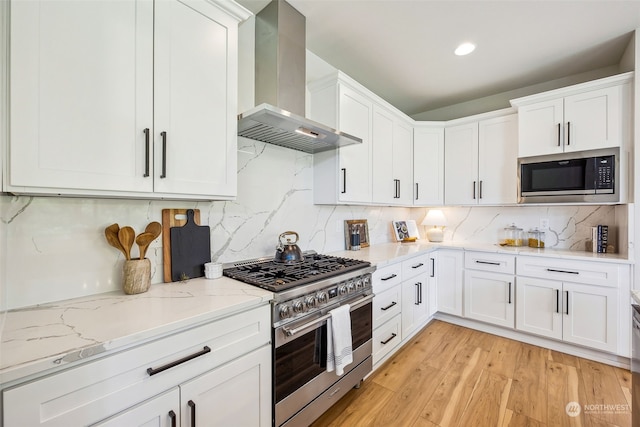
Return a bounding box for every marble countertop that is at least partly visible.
[0,277,273,385]
[330,241,633,268]
[631,290,640,305]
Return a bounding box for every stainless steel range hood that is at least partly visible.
[237,0,362,154]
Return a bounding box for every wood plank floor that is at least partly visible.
[311,320,632,427]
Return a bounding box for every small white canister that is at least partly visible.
[204,262,222,279]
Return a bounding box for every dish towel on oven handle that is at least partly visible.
[326,304,353,376]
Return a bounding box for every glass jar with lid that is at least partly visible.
[499,223,524,246]
[528,227,545,248]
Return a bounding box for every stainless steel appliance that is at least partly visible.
[224,251,375,427]
[632,303,640,426]
[518,147,618,203]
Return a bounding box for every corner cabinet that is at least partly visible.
[6,0,247,199]
[434,249,464,316]
[512,72,632,158]
[310,72,374,205]
[444,112,518,205]
[3,305,272,426]
[413,124,445,206]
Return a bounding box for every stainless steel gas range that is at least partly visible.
[224,251,375,427]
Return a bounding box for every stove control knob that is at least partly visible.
[347,281,356,293]
[293,300,305,314]
[363,276,370,286]
[356,279,363,289]
[316,292,328,305]
[305,296,317,309]
[338,285,348,296]
[279,305,291,319]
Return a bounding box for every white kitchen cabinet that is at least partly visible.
[516,256,621,353]
[401,254,432,337]
[371,262,403,366]
[463,252,515,328]
[516,277,618,353]
[371,105,413,205]
[434,249,464,316]
[512,73,632,158]
[413,124,445,206]
[311,72,374,205]
[444,112,517,205]
[93,389,180,427]
[3,305,271,426]
[464,270,515,329]
[7,0,245,199]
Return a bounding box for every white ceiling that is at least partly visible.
[236,0,640,118]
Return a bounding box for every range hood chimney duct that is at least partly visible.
[237,0,362,154]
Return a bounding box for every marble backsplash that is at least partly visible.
[0,138,628,309]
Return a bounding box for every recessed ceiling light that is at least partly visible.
[455,42,476,56]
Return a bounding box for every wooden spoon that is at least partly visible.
[104,223,127,258]
[118,226,135,260]
[145,221,162,240]
[136,232,155,260]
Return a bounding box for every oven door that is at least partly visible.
[274,293,373,427]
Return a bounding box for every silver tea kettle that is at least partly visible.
[275,231,305,264]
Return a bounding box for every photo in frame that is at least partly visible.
[344,219,370,249]
[392,219,420,241]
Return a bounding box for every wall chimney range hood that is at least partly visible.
[237,0,362,154]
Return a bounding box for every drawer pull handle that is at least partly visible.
[412,263,424,269]
[169,410,177,427]
[381,333,397,345]
[147,346,211,376]
[547,268,579,275]
[476,260,500,266]
[381,301,397,311]
[188,400,196,427]
[381,274,397,281]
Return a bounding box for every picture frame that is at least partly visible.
[344,219,370,249]
[392,219,420,241]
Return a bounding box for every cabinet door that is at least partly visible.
[393,119,414,205]
[402,273,430,337]
[563,282,618,353]
[478,114,518,204]
[563,86,621,153]
[435,250,464,316]
[9,0,154,194]
[153,0,237,198]
[337,85,373,203]
[444,123,478,205]
[517,98,564,157]
[180,345,271,427]
[413,126,444,206]
[464,270,515,328]
[515,277,562,340]
[372,106,395,203]
[93,389,179,427]
[373,285,402,328]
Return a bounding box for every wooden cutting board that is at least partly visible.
[162,208,202,282]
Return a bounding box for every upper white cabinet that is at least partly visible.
[444,112,517,205]
[7,0,246,199]
[512,73,632,158]
[413,124,445,206]
[311,73,374,205]
[372,106,413,205]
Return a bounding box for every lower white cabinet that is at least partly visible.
[401,272,430,337]
[434,250,464,316]
[372,314,402,364]
[372,262,403,366]
[464,270,515,328]
[3,305,271,426]
[516,277,618,353]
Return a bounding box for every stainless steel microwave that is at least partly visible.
[518,148,619,203]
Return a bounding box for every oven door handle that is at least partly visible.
[281,293,374,337]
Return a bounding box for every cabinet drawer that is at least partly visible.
[402,254,431,279]
[517,256,619,288]
[373,285,402,327]
[465,251,515,274]
[3,305,270,427]
[373,314,402,365]
[372,263,402,292]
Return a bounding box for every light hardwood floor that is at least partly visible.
[312,320,632,427]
